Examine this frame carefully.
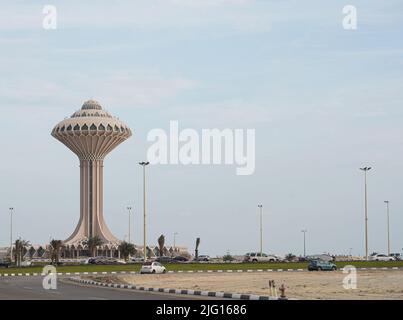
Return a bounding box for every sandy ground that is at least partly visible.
[95,270,403,300]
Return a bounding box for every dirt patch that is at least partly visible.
[91,270,403,300]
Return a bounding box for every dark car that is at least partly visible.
[173,256,189,262]
[308,260,337,271]
[0,259,10,268]
[156,256,174,263]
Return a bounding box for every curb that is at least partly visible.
[1,266,401,278]
[69,276,280,300]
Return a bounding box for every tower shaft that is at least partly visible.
[81,159,103,240]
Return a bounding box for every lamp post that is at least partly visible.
[9,207,14,262]
[127,206,132,244]
[360,167,372,260]
[301,229,307,257]
[173,232,178,253]
[139,162,150,261]
[384,201,390,256]
[258,205,263,256]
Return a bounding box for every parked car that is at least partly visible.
[244,252,279,263]
[369,254,395,262]
[0,259,10,268]
[140,262,166,274]
[390,253,402,261]
[87,256,126,265]
[308,260,337,271]
[20,260,32,267]
[130,257,145,263]
[156,256,174,263]
[195,255,210,262]
[173,256,189,262]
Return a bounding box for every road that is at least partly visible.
[0,276,209,300]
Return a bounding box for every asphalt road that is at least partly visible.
[0,276,207,300]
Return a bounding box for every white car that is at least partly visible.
[369,254,395,262]
[20,260,32,267]
[140,262,166,274]
[244,252,280,262]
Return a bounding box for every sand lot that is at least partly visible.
[96,270,403,300]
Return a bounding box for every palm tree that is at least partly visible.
[195,237,200,260]
[14,239,30,267]
[37,246,45,258]
[158,235,165,257]
[83,236,104,257]
[285,253,296,262]
[28,246,36,259]
[49,239,64,265]
[118,241,135,261]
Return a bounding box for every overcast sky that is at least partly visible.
[0,0,402,257]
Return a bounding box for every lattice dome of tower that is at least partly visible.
[51,100,132,160]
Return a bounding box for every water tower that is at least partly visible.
[51,100,132,245]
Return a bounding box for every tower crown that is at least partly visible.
[51,100,132,160]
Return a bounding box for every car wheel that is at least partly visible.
[152,270,156,274]
[332,267,336,271]
[163,269,166,274]
[317,267,322,271]
[252,259,257,262]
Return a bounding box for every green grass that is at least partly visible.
[1,260,402,275]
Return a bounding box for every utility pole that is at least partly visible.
[139,162,150,261]
[384,201,390,256]
[173,232,178,253]
[127,206,132,244]
[301,229,307,257]
[360,167,372,260]
[9,207,14,262]
[258,205,263,255]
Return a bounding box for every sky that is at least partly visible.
[0,0,402,257]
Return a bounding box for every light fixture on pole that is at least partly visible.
[301,229,307,257]
[258,205,263,256]
[384,200,390,256]
[139,161,150,261]
[360,166,372,261]
[126,206,132,244]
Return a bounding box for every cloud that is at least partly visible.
[0,1,270,33]
[171,100,272,126]
[167,0,254,7]
[0,71,197,111]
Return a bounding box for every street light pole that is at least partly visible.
[360,167,372,260]
[9,207,14,262]
[127,206,132,244]
[258,205,263,256]
[301,229,307,257]
[139,162,150,261]
[384,201,390,256]
[174,232,178,253]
